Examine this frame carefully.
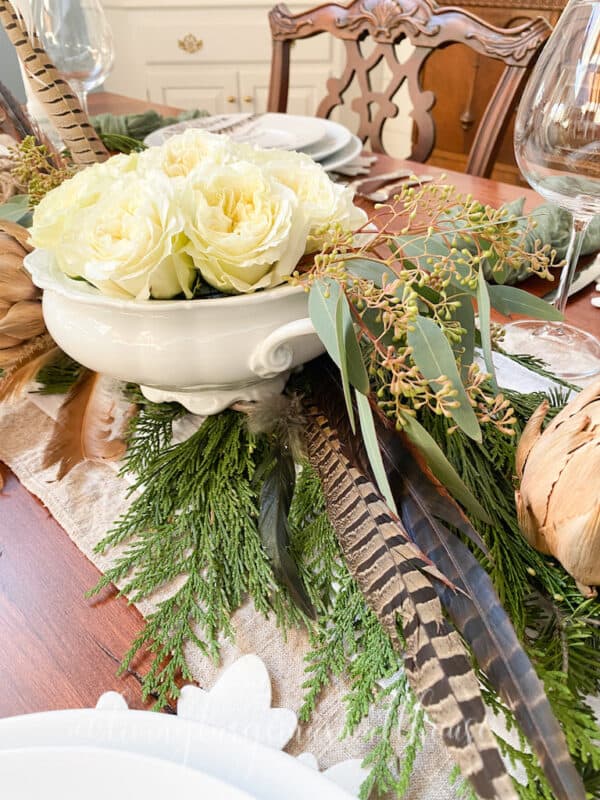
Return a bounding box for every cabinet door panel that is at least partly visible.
[145,66,239,114]
[240,67,326,116]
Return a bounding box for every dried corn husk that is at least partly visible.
[515,380,600,596]
[0,218,45,370]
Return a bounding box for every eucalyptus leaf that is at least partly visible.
[308,277,340,367]
[402,414,490,522]
[407,315,481,442]
[336,292,356,433]
[395,232,475,292]
[309,277,369,392]
[0,194,30,224]
[355,389,397,513]
[450,292,475,378]
[476,273,497,389]
[345,257,391,286]
[488,284,563,321]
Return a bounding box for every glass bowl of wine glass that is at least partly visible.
[32,0,114,115]
[504,0,600,382]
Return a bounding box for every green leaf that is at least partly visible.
[407,314,481,442]
[476,272,497,389]
[355,390,397,514]
[0,194,30,224]
[310,277,370,432]
[450,293,475,378]
[344,257,391,286]
[402,414,490,522]
[336,292,356,433]
[488,284,563,321]
[308,277,340,366]
[309,277,369,391]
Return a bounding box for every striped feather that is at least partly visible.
[0,1,108,165]
[307,357,585,800]
[305,407,517,800]
[384,432,586,800]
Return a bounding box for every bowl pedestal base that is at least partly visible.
[140,373,291,416]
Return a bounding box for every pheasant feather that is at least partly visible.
[305,357,585,800]
[0,1,108,165]
[304,406,517,800]
[43,371,133,478]
[381,426,586,800]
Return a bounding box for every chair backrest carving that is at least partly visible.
[268,0,552,176]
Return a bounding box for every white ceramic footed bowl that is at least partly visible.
[24,250,325,415]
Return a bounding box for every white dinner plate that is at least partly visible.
[0,708,354,800]
[1,746,253,800]
[300,118,353,162]
[319,134,363,173]
[144,112,329,151]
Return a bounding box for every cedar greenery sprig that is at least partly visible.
[83,384,600,798]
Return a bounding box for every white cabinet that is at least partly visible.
[100,0,412,154]
[101,0,340,115]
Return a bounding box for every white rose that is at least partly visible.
[241,146,368,251]
[53,171,195,300]
[30,153,142,251]
[140,128,233,179]
[182,160,308,293]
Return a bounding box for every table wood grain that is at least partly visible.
[0,92,597,719]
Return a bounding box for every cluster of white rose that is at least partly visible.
[29,129,367,298]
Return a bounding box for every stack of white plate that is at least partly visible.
[144,112,362,173]
[0,703,356,800]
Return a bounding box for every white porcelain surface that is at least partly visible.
[144,112,329,151]
[319,135,363,173]
[25,250,325,414]
[1,747,253,800]
[0,655,362,799]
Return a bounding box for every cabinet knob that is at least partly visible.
[227,96,238,104]
[243,95,253,104]
[178,34,203,54]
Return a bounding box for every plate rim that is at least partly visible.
[0,708,355,800]
[320,134,363,173]
[144,112,332,152]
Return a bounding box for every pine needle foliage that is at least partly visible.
[88,382,600,798]
[89,405,302,708]
[419,392,600,798]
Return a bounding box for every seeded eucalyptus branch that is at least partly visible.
[298,181,563,504]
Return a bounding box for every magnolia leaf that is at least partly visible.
[407,315,481,442]
[402,413,490,522]
[0,194,30,224]
[476,272,497,389]
[488,284,563,321]
[355,389,398,513]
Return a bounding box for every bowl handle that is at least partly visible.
[249,317,316,379]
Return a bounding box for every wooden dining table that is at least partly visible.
[0,91,598,719]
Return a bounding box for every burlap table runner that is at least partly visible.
[0,395,460,799]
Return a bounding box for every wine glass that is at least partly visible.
[32,0,114,115]
[504,0,600,381]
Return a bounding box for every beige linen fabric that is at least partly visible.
[0,395,459,798]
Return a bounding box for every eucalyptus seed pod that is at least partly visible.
[0,219,45,370]
[515,380,600,596]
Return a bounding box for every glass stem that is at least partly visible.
[553,214,591,316]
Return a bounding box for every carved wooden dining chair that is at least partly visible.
[267,0,552,177]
